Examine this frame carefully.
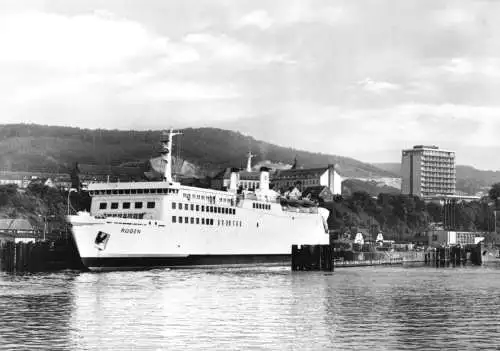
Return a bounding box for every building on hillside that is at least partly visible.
[211,168,261,191]
[210,168,232,190]
[428,230,485,247]
[401,145,456,198]
[424,194,481,205]
[238,170,261,190]
[0,172,32,188]
[0,218,39,243]
[0,171,72,190]
[271,164,342,195]
[28,177,56,188]
[210,152,262,191]
[53,178,72,190]
[301,186,334,203]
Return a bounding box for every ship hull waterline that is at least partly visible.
[80,254,291,271]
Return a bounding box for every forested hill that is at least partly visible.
[0,124,395,178]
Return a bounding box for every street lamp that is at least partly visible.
[38,214,56,241]
[67,188,78,216]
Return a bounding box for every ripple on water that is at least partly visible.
[1,265,500,350]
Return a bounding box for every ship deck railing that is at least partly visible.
[281,206,318,214]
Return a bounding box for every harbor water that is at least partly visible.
[1,264,500,350]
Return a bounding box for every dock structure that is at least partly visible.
[424,246,474,266]
[0,239,82,273]
[291,241,495,271]
[334,257,403,267]
[291,245,334,271]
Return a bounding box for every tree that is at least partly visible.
[489,183,500,209]
[0,184,18,207]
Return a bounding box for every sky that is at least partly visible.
[2,0,500,170]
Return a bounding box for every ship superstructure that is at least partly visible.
[68,130,330,271]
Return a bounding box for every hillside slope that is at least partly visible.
[373,163,401,176]
[0,124,394,178]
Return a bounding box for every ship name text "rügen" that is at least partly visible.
[121,228,142,234]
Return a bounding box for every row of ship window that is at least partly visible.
[181,193,235,206]
[172,202,236,215]
[91,188,178,196]
[253,203,271,210]
[172,216,242,227]
[100,213,145,219]
[182,193,217,203]
[99,201,156,210]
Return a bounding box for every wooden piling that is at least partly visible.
[0,239,82,273]
[291,244,334,272]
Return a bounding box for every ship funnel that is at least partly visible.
[229,167,240,192]
[259,167,270,191]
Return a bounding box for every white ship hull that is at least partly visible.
[69,207,329,271]
[68,130,330,271]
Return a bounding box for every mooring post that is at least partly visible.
[291,245,298,271]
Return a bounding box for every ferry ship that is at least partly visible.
[68,130,330,271]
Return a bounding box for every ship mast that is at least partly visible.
[160,129,182,183]
[246,151,255,172]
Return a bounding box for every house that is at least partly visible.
[210,168,232,190]
[428,230,485,247]
[0,172,32,188]
[271,164,342,195]
[0,218,39,243]
[210,152,263,191]
[238,170,261,190]
[210,168,262,191]
[28,177,56,188]
[302,186,334,203]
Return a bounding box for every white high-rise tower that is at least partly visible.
[401,145,456,198]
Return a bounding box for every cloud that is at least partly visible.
[223,101,500,165]
[126,81,240,101]
[441,57,500,77]
[282,3,348,25]
[234,3,348,31]
[357,78,400,94]
[8,73,105,104]
[236,10,274,30]
[433,7,477,27]
[1,9,285,109]
[0,11,187,70]
[3,1,500,170]
[182,32,288,65]
[183,33,253,61]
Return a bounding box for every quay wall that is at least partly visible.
[335,250,426,263]
[0,238,83,272]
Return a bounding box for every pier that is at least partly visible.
[291,242,494,271]
[291,245,334,271]
[424,247,469,265]
[334,257,403,267]
[0,238,83,273]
